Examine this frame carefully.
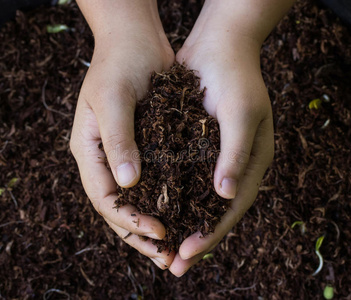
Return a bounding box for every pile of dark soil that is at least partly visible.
[0,0,350,299]
[114,63,227,253]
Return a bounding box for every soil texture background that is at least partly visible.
[0,0,350,299]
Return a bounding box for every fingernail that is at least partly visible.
[154,257,167,267]
[144,232,162,240]
[150,258,168,269]
[150,258,161,268]
[116,163,137,186]
[177,268,189,277]
[180,253,192,260]
[220,178,237,198]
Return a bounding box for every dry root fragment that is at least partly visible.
[199,119,207,136]
[157,183,169,213]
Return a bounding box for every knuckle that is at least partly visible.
[246,140,274,173]
[103,133,133,161]
[92,79,136,111]
[226,149,250,167]
[104,132,131,148]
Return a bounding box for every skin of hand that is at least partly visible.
[168,0,296,276]
[70,0,176,269]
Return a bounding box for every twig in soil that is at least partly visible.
[80,265,95,286]
[78,58,91,67]
[231,283,257,292]
[150,262,156,284]
[330,221,340,243]
[0,140,9,153]
[126,265,144,299]
[8,189,18,209]
[0,220,24,228]
[272,226,290,254]
[321,118,330,129]
[74,246,100,255]
[43,288,70,300]
[258,185,276,191]
[217,283,257,294]
[41,80,71,118]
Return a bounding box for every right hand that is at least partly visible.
[70,0,175,269]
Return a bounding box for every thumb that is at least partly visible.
[94,85,141,188]
[214,104,260,199]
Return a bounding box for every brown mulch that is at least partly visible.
[114,63,227,253]
[0,0,350,299]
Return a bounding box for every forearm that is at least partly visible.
[76,0,162,41]
[201,0,296,46]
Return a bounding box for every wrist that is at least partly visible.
[77,0,162,41]
[201,0,295,45]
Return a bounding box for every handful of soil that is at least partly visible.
[114,63,229,252]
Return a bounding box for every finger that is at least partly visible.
[178,207,243,260]
[106,220,175,269]
[179,117,274,259]
[70,101,166,239]
[91,80,141,188]
[169,251,206,277]
[214,100,261,199]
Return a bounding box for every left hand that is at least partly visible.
[71,0,176,269]
[168,3,275,276]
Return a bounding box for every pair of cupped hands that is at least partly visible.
[70,1,274,277]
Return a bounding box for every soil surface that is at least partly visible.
[114,63,227,253]
[1,0,350,299]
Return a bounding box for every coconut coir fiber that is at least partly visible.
[114,63,229,252]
